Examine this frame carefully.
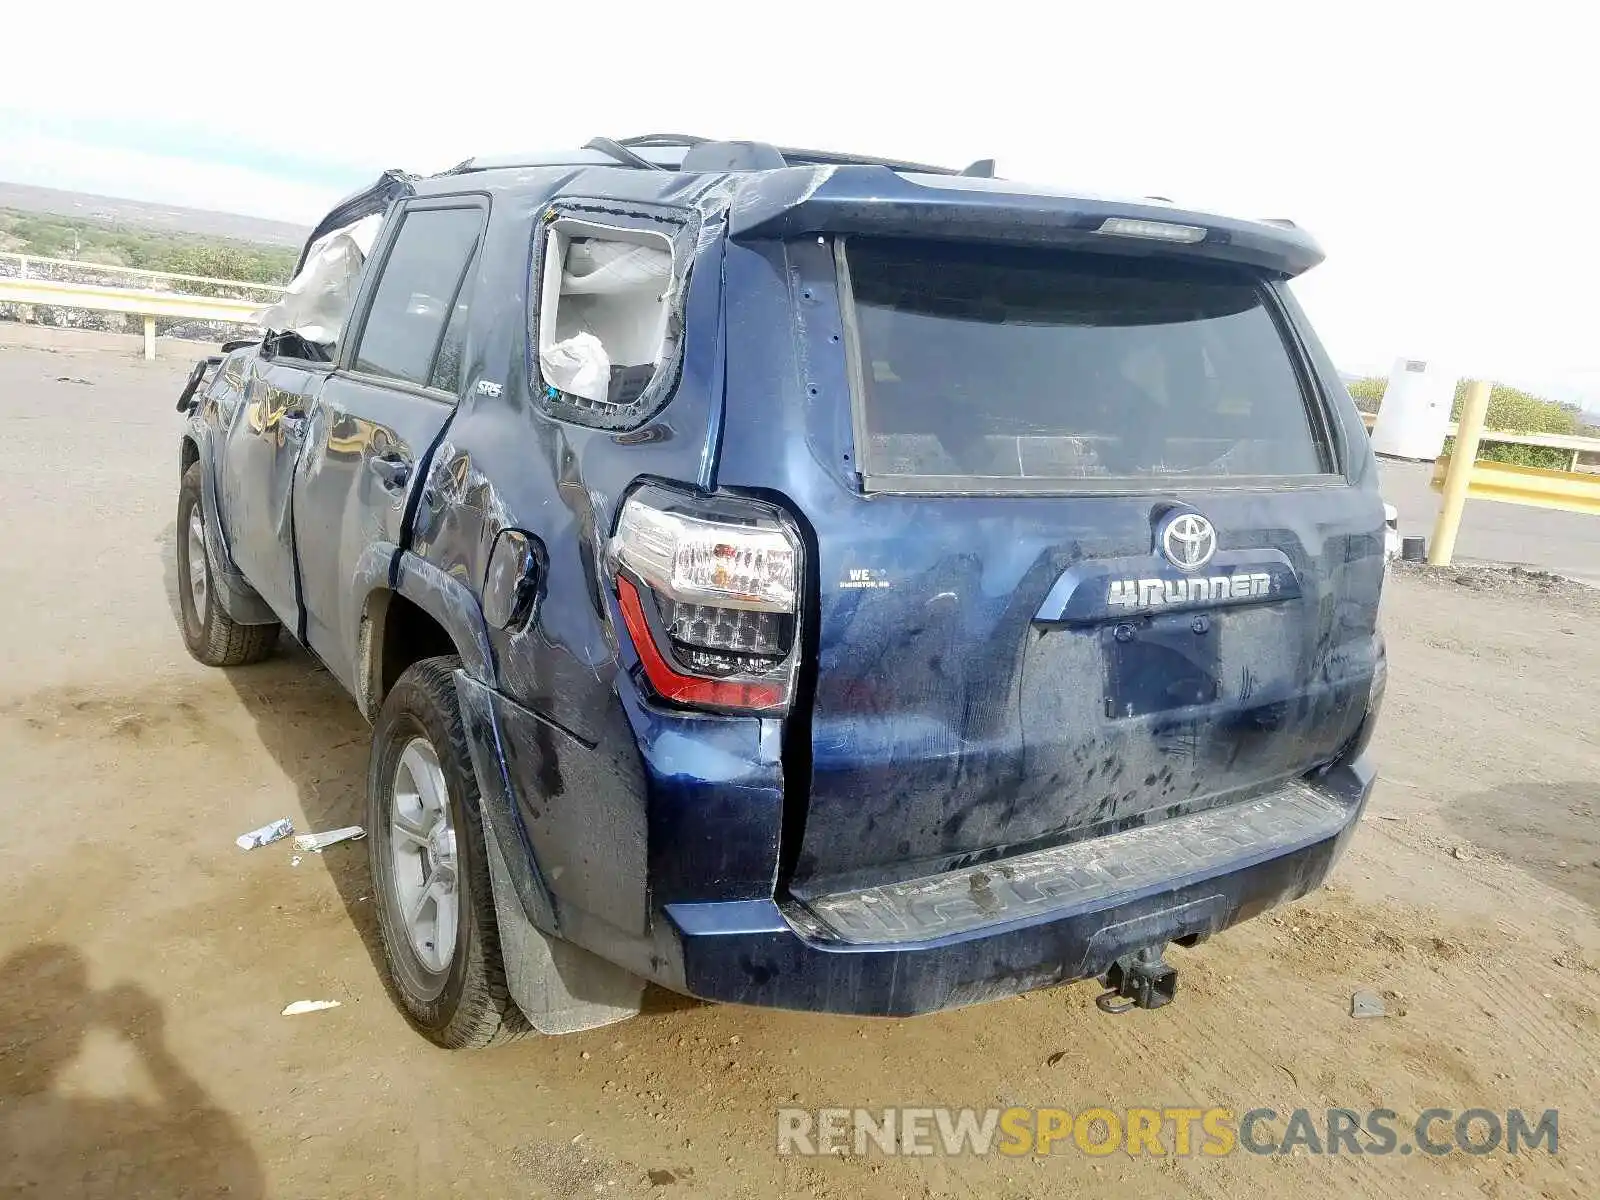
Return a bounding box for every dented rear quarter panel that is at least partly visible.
[401,170,785,942]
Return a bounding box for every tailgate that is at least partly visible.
[780,236,1383,896]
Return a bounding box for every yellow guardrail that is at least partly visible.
[0,250,287,296]
[0,276,263,359]
[1430,454,1600,516]
[1426,380,1598,564]
[1362,409,1600,471]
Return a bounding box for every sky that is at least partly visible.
[1,1,1592,406]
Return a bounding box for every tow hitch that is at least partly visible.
[1095,946,1178,1014]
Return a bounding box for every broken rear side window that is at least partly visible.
[843,239,1331,489]
[533,211,687,429]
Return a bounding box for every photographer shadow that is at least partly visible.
[0,944,264,1198]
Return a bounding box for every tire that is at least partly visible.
[176,463,279,667]
[368,656,527,1049]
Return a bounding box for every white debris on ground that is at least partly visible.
[1349,989,1387,1018]
[282,1000,342,1016]
[293,826,366,853]
[236,818,294,850]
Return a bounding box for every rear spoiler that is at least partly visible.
[727,166,1324,277]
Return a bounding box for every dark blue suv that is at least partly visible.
[175,136,1386,1047]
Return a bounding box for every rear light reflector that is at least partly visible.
[657,598,790,671]
[617,577,788,711]
[610,486,802,714]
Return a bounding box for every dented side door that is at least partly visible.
[291,198,489,695]
[214,350,327,627]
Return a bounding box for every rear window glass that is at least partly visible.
[844,239,1330,487]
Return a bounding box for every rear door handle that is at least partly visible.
[368,454,412,491]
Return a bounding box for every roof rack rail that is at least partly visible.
[440,136,997,179]
[617,134,975,176]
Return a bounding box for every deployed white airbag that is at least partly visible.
[560,239,672,296]
[539,331,611,404]
[253,214,383,346]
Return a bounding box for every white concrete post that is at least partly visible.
[143,317,157,361]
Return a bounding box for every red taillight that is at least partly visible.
[617,578,788,712]
[610,486,802,715]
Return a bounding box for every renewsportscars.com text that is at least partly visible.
[776,1107,1559,1158]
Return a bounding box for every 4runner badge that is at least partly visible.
[1108,572,1273,610]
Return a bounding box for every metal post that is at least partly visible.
[1428,379,1492,566]
[143,316,157,361]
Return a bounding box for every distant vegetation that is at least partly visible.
[1345,376,1598,469]
[0,208,296,286]
[1345,377,1387,414]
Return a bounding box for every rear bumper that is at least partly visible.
[460,669,1374,1019]
[663,758,1374,1016]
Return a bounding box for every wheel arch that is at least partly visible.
[354,546,496,721]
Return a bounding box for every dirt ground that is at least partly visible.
[1,326,1596,1199]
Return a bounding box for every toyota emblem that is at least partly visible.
[1160,512,1217,571]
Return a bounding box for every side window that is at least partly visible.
[429,292,471,392]
[353,206,482,390]
[532,207,692,430]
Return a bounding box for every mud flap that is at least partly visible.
[480,808,643,1034]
